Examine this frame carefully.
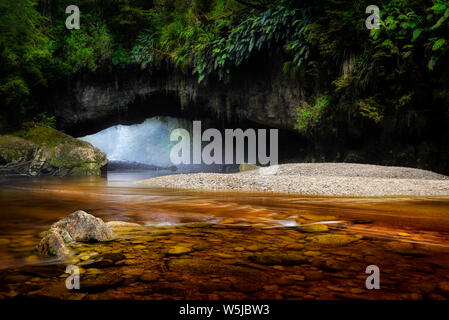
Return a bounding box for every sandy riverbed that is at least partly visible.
[138,163,449,197]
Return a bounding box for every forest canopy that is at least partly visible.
[0,0,448,134]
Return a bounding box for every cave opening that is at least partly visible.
[74,91,305,173]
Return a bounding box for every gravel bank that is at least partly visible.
[138,163,449,197]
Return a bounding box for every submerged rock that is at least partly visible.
[297,224,329,233]
[51,210,116,242]
[36,229,71,260]
[167,246,192,256]
[306,234,362,246]
[248,252,308,266]
[0,124,107,176]
[105,221,146,234]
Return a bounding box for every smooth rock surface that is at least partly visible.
[51,210,116,242]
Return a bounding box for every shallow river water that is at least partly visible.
[1,172,449,300]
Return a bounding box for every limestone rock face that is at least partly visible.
[51,210,116,242]
[53,65,298,136]
[0,124,107,176]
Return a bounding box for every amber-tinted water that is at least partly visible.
[1,172,449,299]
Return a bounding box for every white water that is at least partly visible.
[79,117,190,167]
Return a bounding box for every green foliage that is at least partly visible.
[34,113,56,129]
[359,97,383,122]
[209,5,309,82]
[0,0,52,118]
[295,95,330,134]
[131,2,311,83]
[62,17,114,72]
[1,0,449,138]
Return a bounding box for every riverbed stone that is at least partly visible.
[304,270,324,281]
[80,273,123,292]
[248,252,308,266]
[167,246,192,255]
[298,224,329,233]
[306,234,362,246]
[140,272,159,282]
[51,210,116,242]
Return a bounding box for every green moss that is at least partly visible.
[0,135,36,163]
[1,126,107,176]
[295,94,330,134]
[14,125,85,148]
[48,247,56,256]
[70,164,102,176]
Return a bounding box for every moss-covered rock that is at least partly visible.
[0,125,107,176]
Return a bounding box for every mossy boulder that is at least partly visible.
[0,125,107,176]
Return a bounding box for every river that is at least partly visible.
[1,172,449,299]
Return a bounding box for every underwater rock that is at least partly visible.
[248,252,308,266]
[306,234,362,246]
[36,229,71,260]
[167,246,192,256]
[297,224,329,233]
[52,210,116,242]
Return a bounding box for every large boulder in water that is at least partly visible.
[51,210,116,242]
[0,123,107,176]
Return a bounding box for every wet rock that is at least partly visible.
[52,210,116,242]
[79,273,123,292]
[140,272,159,283]
[323,260,345,271]
[304,271,324,281]
[167,246,192,256]
[408,282,436,295]
[306,234,362,246]
[385,241,414,253]
[81,252,125,269]
[232,281,263,293]
[36,228,71,260]
[284,243,305,251]
[0,273,32,284]
[198,281,230,293]
[298,224,329,233]
[248,253,308,266]
[121,267,144,276]
[86,268,103,275]
[106,221,146,233]
[304,250,321,256]
[245,245,263,252]
[276,275,305,286]
[350,288,364,294]
[428,293,447,300]
[438,281,449,295]
[168,259,266,282]
[327,285,345,293]
[21,264,66,278]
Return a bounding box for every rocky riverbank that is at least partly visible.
[0,124,107,176]
[139,163,449,197]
